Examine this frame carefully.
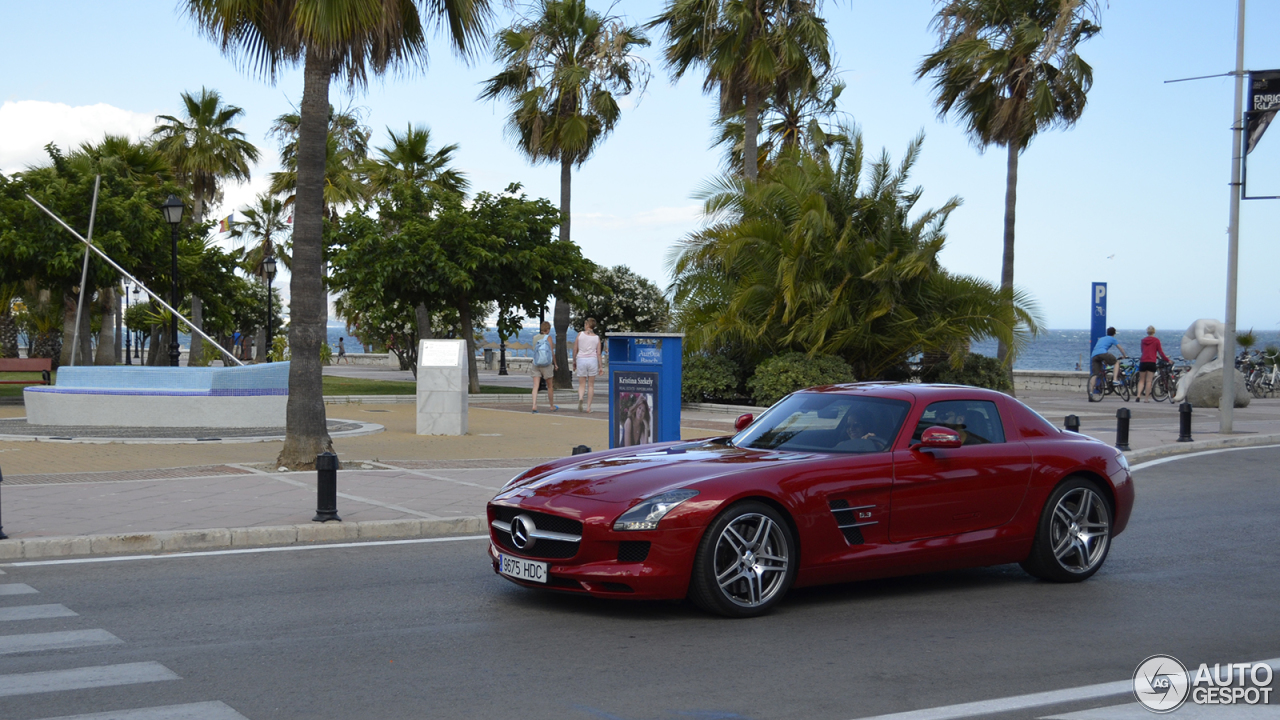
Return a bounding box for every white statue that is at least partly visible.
[1173,318,1223,402]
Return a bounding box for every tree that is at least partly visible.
[230,193,292,360]
[269,106,372,219]
[650,0,831,182]
[917,0,1101,367]
[330,183,595,393]
[668,131,1041,379]
[571,265,670,338]
[185,0,493,468]
[365,124,469,198]
[481,0,649,389]
[153,88,260,224]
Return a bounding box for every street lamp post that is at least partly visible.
[264,251,277,363]
[123,283,132,366]
[161,195,184,367]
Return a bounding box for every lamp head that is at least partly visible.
[161,195,185,226]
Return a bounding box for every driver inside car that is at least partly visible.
[833,409,882,452]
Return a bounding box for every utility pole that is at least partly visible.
[1221,0,1246,434]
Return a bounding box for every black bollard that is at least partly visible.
[1178,402,1194,443]
[0,465,6,540]
[571,445,592,455]
[1065,415,1081,433]
[1115,408,1131,451]
[313,452,342,523]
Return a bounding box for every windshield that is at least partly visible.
[732,393,910,453]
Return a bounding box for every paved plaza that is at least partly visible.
[0,387,1277,559]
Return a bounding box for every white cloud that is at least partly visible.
[0,100,155,173]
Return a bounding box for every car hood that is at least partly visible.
[496,442,813,506]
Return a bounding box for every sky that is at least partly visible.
[2,1,1279,332]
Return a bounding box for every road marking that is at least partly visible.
[0,583,38,595]
[367,461,503,491]
[1131,443,1280,472]
[0,629,122,655]
[0,661,179,697]
[4,534,490,567]
[1042,701,1276,718]
[29,701,250,720]
[0,604,78,621]
[851,658,1280,720]
[264,471,445,519]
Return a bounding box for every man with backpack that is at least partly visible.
[529,321,558,413]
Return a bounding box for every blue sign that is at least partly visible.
[1090,282,1107,362]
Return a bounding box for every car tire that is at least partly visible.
[1020,476,1113,583]
[689,501,797,618]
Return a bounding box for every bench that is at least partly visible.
[0,358,52,385]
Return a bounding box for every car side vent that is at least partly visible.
[828,499,876,545]
[618,541,651,563]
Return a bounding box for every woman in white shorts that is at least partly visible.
[573,318,602,413]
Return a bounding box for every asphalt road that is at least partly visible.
[2,446,1278,720]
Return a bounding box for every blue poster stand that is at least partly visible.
[1090,282,1107,363]
[607,333,683,449]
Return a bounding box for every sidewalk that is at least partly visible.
[1,391,1277,560]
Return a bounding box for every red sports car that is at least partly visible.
[488,384,1134,617]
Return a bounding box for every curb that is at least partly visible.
[1125,432,1280,465]
[0,515,486,561]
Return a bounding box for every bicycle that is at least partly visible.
[1148,359,1179,402]
[1249,350,1279,399]
[1088,357,1131,402]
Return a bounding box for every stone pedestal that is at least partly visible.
[416,339,467,435]
[1186,363,1251,409]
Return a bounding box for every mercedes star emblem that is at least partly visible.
[511,514,537,549]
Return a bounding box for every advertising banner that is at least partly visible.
[613,371,659,447]
[1247,70,1280,154]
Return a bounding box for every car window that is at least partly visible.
[733,393,910,454]
[913,400,1005,445]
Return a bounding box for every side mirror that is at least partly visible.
[917,426,962,449]
[734,413,754,432]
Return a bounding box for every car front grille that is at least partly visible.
[491,505,582,560]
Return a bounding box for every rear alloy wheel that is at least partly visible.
[689,501,796,618]
[1021,477,1113,582]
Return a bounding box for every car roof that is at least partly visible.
[802,382,1008,403]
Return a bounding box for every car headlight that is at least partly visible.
[1116,451,1130,471]
[502,471,530,490]
[613,489,699,531]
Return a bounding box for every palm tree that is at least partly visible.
[268,106,372,219]
[231,193,292,361]
[184,0,492,468]
[650,0,831,183]
[668,131,1040,379]
[365,124,469,197]
[152,88,260,223]
[481,0,649,389]
[917,0,1102,367]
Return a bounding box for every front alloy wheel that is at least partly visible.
[1021,477,1112,582]
[690,501,796,617]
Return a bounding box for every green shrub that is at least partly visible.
[187,339,217,367]
[270,335,289,363]
[682,353,740,403]
[922,352,1011,391]
[747,352,855,407]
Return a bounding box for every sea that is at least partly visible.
[325,325,1280,369]
[972,329,1280,371]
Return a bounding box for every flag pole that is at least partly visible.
[1221,0,1246,434]
[69,175,100,366]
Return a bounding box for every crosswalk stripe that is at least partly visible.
[0,661,179,697]
[0,583,39,595]
[29,701,250,720]
[0,604,77,621]
[0,629,122,655]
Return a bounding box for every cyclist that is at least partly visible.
[1091,327,1127,389]
[1135,325,1170,402]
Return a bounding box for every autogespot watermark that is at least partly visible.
[1133,655,1274,713]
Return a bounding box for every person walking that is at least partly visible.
[529,321,557,413]
[337,337,349,364]
[573,318,602,413]
[1090,327,1127,389]
[1135,326,1170,402]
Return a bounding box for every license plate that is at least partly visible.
[498,554,549,584]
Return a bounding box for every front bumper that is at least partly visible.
[487,501,701,600]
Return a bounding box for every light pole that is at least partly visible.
[161,195,184,367]
[123,283,132,365]
[263,251,277,362]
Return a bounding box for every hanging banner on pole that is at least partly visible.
[1090,282,1107,363]
[1246,70,1280,154]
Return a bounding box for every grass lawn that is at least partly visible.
[0,371,55,398]
[321,375,526,395]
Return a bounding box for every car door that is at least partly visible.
[889,398,1033,542]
